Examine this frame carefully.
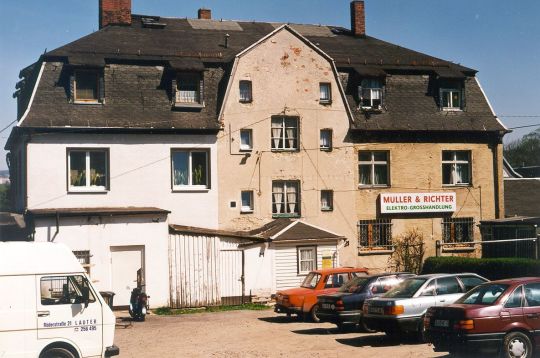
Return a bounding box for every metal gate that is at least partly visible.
[219,250,245,305]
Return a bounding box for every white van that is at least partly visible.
[0,242,119,358]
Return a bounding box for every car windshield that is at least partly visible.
[338,277,370,293]
[456,283,510,305]
[301,272,321,289]
[384,278,427,298]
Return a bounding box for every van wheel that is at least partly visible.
[41,348,76,358]
[310,304,320,323]
[502,332,532,358]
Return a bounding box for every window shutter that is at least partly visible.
[199,76,204,105]
[98,73,105,103]
[171,78,177,104]
[69,74,75,103]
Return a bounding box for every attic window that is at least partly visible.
[359,79,383,110]
[73,70,102,103]
[440,88,462,110]
[173,72,204,108]
[141,17,167,29]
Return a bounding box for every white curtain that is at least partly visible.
[287,184,297,214]
[273,183,283,213]
[320,85,330,100]
[271,122,282,149]
[286,128,295,148]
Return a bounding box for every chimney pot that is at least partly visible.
[350,1,366,37]
[198,8,211,20]
[99,0,132,29]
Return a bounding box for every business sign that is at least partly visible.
[380,193,456,214]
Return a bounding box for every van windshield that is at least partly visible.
[339,277,370,293]
[384,278,427,298]
[301,272,321,289]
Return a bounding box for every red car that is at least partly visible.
[274,267,369,322]
[425,277,540,357]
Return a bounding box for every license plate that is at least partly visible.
[369,307,384,314]
[321,303,334,310]
[434,319,449,327]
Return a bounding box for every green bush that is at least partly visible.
[421,256,540,280]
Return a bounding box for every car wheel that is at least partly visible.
[417,317,427,343]
[502,332,532,358]
[41,348,76,358]
[310,304,321,323]
[358,318,376,333]
[384,329,401,340]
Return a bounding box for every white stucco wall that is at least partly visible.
[26,133,218,228]
[33,214,170,308]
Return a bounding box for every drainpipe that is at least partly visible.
[332,239,349,267]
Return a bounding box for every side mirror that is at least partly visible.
[81,286,90,308]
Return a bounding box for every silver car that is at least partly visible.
[362,273,488,339]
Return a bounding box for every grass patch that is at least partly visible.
[153,303,271,316]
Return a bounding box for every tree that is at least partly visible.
[0,184,11,211]
[387,228,425,274]
[504,128,540,168]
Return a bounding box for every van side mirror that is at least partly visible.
[81,286,90,308]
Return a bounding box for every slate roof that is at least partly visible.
[14,15,505,134]
[503,179,540,217]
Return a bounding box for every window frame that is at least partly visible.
[239,80,253,103]
[73,250,92,276]
[442,150,472,186]
[240,190,254,213]
[442,217,475,244]
[440,88,462,111]
[271,116,299,152]
[66,148,109,193]
[358,219,393,250]
[74,69,101,104]
[319,82,332,104]
[319,129,333,151]
[358,78,383,109]
[297,246,317,275]
[171,148,210,191]
[358,150,390,187]
[175,72,204,107]
[320,190,333,211]
[40,275,96,306]
[239,129,253,151]
[272,180,301,218]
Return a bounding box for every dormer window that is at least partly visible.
[174,72,204,107]
[73,69,103,104]
[440,88,462,110]
[359,79,383,109]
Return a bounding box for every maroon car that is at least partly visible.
[425,277,540,357]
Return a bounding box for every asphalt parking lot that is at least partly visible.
[114,309,450,357]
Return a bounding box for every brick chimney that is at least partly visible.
[198,8,211,20]
[350,1,366,37]
[99,0,132,29]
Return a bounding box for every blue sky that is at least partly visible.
[1,0,539,170]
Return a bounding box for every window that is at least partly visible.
[68,149,108,191]
[359,79,383,109]
[301,272,321,288]
[505,286,524,308]
[319,83,331,104]
[321,190,333,211]
[240,129,253,151]
[272,180,300,217]
[324,273,349,288]
[239,80,252,103]
[171,150,209,189]
[459,275,486,292]
[176,73,202,104]
[297,246,316,274]
[241,190,254,213]
[40,275,95,306]
[271,116,299,151]
[74,70,100,103]
[436,277,462,295]
[358,151,389,187]
[73,250,91,276]
[440,88,462,110]
[524,283,540,307]
[320,129,332,151]
[358,219,392,249]
[442,217,474,243]
[442,150,471,185]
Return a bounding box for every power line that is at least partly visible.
[508,124,540,130]
[0,120,17,134]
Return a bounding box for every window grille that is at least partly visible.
[358,219,392,249]
[442,217,475,244]
[73,250,91,276]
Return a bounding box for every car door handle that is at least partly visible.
[439,299,446,303]
[37,311,50,317]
